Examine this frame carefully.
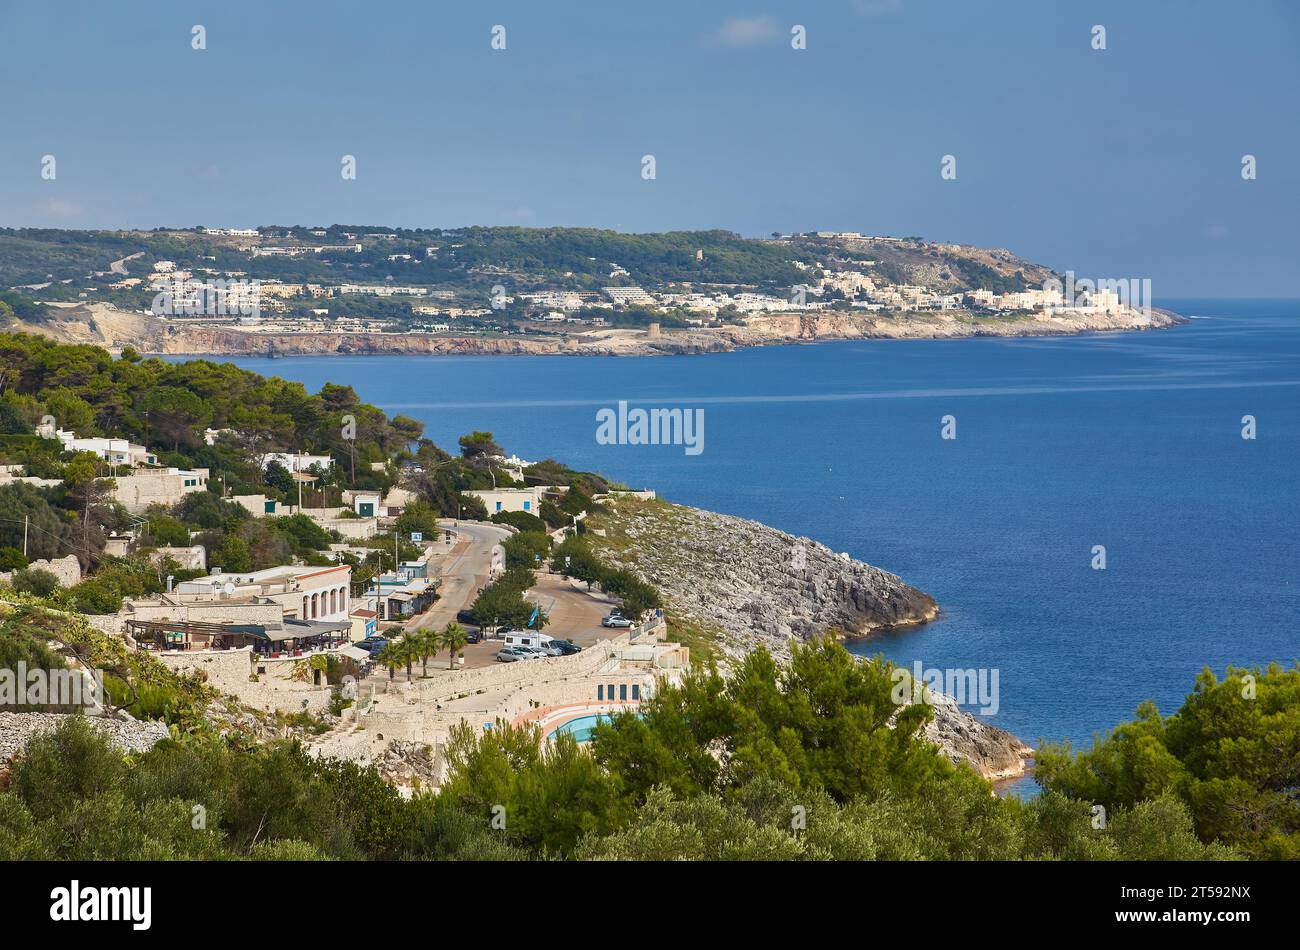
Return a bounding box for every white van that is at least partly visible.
[500,631,553,651]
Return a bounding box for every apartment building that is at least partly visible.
[603,286,656,306]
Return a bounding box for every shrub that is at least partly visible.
[490,509,547,534]
[11,567,60,597]
[146,516,190,547]
[0,546,29,571]
[68,578,123,614]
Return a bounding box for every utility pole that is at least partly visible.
[23,514,28,559]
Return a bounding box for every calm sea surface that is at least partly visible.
[213,298,1299,775]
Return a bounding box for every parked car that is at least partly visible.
[516,645,550,660]
[456,609,477,625]
[465,629,483,644]
[357,636,389,658]
[495,646,528,663]
[601,614,634,628]
[544,639,582,656]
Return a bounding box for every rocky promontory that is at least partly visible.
[916,693,1035,781]
[588,497,938,662]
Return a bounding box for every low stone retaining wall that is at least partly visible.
[0,711,169,763]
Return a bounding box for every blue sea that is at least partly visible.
[215,299,1299,779]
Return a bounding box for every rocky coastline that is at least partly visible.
[21,303,1186,360]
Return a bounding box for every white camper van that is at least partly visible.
[500,631,553,651]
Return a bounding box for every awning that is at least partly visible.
[284,618,351,634]
[263,618,351,641]
[386,592,413,602]
[339,646,371,663]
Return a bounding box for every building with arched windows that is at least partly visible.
[175,563,352,624]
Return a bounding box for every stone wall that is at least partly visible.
[0,711,169,763]
[0,554,82,588]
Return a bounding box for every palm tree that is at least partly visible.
[412,628,437,677]
[377,641,405,682]
[399,634,416,681]
[441,621,469,670]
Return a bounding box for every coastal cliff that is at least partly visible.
[587,497,1032,780]
[18,302,1185,359]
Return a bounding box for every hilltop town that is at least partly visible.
[0,227,1182,356]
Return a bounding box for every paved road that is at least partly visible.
[525,572,617,649]
[407,519,512,634]
[396,520,626,670]
[108,251,144,275]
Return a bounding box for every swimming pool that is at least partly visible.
[545,712,640,743]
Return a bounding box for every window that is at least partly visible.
[619,684,628,701]
[597,685,604,701]
[495,502,502,511]
[523,501,531,511]
[632,684,640,700]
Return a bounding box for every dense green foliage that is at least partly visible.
[1036,664,1299,860]
[0,640,1254,861]
[0,226,807,291]
[489,509,547,534]
[550,535,661,620]
[0,332,416,472]
[467,567,546,631]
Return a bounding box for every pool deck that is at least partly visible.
[516,701,640,738]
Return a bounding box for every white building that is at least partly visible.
[261,452,333,473]
[466,487,543,517]
[603,287,656,306]
[37,425,156,467]
[336,283,428,297]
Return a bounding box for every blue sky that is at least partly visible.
[1,0,1297,295]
